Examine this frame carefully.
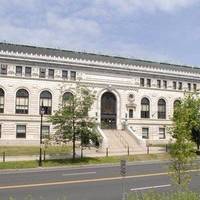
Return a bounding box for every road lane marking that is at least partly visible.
[0,169,199,190]
[62,172,96,176]
[130,184,171,191]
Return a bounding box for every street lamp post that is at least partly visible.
[39,102,45,167]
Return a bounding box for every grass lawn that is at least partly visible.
[0,153,170,170]
[0,145,71,156]
[128,191,200,200]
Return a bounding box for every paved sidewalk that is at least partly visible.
[0,146,167,162]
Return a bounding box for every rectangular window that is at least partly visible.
[0,64,7,75]
[16,97,29,114]
[42,126,50,138]
[159,128,166,139]
[157,80,161,88]
[0,125,1,138]
[48,69,54,79]
[140,78,145,87]
[16,125,26,138]
[70,71,76,80]
[129,109,133,118]
[16,66,22,76]
[25,67,32,77]
[62,70,68,79]
[188,83,191,91]
[142,128,149,139]
[163,80,167,89]
[173,81,177,90]
[193,84,197,92]
[178,82,182,90]
[39,68,46,78]
[147,79,151,87]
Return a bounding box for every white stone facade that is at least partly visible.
[0,43,199,145]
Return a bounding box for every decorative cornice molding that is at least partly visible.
[0,50,200,79]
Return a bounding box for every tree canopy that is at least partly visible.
[169,93,200,187]
[49,85,101,159]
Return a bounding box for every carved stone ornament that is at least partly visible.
[126,102,137,110]
[128,93,135,102]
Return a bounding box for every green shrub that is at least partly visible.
[128,191,200,200]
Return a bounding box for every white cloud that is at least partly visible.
[46,13,101,37]
[94,0,199,13]
[0,0,198,65]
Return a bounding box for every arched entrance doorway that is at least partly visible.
[101,92,117,129]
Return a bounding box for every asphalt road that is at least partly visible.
[0,161,199,200]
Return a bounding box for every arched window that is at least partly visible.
[62,92,73,105]
[0,88,5,113]
[174,100,181,109]
[40,91,52,115]
[158,99,166,119]
[16,89,29,114]
[141,98,150,118]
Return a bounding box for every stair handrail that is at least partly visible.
[97,126,109,148]
[126,126,146,146]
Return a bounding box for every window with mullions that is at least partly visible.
[141,98,150,118]
[193,84,197,92]
[0,64,7,75]
[48,69,54,79]
[140,78,145,87]
[147,79,151,87]
[142,128,149,139]
[159,128,166,139]
[39,68,46,78]
[157,80,161,88]
[25,67,32,77]
[40,91,52,115]
[158,99,166,119]
[42,125,50,138]
[129,109,133,118]
[16,125,26,138]
[178,82,182,90]
[62,70,68,79]
[16,66,22,76]
[16,89,29,114]
[163,80,167,89]
[70,71,76,80]
[0,88,4,113]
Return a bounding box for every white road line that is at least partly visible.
[130,184,171,191]
[62,172,96,176]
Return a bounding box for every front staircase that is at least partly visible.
[102,129,145,154]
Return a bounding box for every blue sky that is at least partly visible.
[0,0,200,66]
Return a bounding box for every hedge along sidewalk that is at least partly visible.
[0,153,171,170]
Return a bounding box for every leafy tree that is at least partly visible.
[169,94,198,187]
[49,85,101,160]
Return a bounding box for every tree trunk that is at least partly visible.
[72,119,76,160]
[178,162,181,185]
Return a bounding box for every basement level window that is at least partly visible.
[16,125,26,138]
[142,128,149,139]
